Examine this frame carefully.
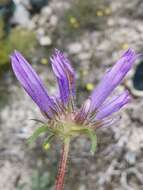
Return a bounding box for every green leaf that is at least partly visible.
[28,125,50,144]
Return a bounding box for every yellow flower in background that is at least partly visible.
[69,16,79,28]
[86,83,94,91]
[96,10,104,17]
[41,58,48,65]
[121,43,129,50]
[43,143,50,150]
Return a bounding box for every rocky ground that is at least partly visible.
[1,0,143,190]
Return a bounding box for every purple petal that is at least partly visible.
[50,49,75,105]
[11,51,56,119]
[90,49,136,113]
[100,115,121,128]
[95,91,131,120]
[75,99,91,124]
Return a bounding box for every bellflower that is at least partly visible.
[11,48,137,190]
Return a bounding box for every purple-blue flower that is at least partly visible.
[75,49,136,126]
[10,48,139,190]
[90,49,136,113]
[50,49,75,106]
[11,48,137,135]
[11,51,57,119]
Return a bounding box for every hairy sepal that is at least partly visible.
[55,123,97,154]
[27,125,52,144]
[70,126,97,154]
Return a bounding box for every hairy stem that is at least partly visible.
[55,139,70,190]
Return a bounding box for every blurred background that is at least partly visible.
[0,0,143,189]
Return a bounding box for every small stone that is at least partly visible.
[68,42,82,54]
[125,151,136,165]
[37,28,45,36]
[11,4,30,27]
[104,7,112,15]
[38,17,47,26]
[39,36,52,46]
[78,52,91,61]
[41,6,52,17]
[107,18,115,26]
[78,185,86,190]
[82,40,90,50]
[50,15,58,26]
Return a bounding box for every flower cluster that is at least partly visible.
[11,48,137,151]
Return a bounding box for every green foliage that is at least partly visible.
[28,121,97,154]
[16,183,27,190]
[30,170,54,190]
[0,20,36,71]
[0,89,9,108]
[17,170,55,190]
[57,0,110,39]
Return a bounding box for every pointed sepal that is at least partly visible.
[70,126,97,154]
[27,125,51,144]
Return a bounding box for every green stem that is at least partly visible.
[55,139,70,190]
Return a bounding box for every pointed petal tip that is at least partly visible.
[11,49,20,56]
[50,48,76,105]
[52,48,62,57]
[121,48,136,61]
[10,50,56,118]
[10,51,23,68]
[54,48,60,52]
[10,51,16,59]
[122,90,132,102]
[10,50,24,62]
[95,90,131,120]
[123,48,135,55]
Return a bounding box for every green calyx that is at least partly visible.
[28,122,97,154]
[28,125,54,151]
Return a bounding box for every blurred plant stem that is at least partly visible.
[55,138,70,190]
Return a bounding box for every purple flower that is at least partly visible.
[50,49,75,106]
[11,48,137,129]
[11,48,139,190]
[11,51,56,119]
[75,48,137,126]
[95,90,131,120]
[89,49,136,113]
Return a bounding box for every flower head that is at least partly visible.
[11,48,137,153]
